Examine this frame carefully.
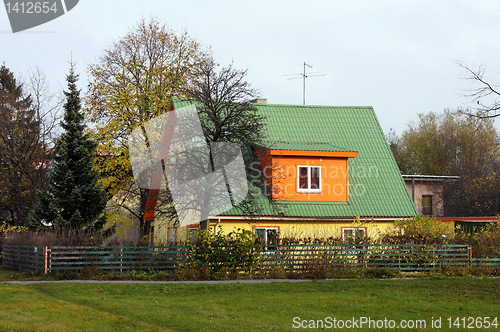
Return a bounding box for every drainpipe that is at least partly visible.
[214,219,221,235]
[411,178,415,202]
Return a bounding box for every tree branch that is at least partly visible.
[457,61,500,118]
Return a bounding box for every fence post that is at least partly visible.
[468,245,472,267]
[44,246,51,275]
[398,245,402,270]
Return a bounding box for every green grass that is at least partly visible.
[0,269,43,281]
[0,278,498,331]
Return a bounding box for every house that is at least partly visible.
[402,175,459,217]
[152,99,422,245]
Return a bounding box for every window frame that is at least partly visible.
[342,227,367,243]
[297,165,322,193]
[186,225,199,244]
[422,195,433,215]
[253,226,280,251]
[167,227,177,245]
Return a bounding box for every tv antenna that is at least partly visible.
[284,62,326,105]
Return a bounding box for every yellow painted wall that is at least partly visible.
[154,218,199,245]
[153,216,455,244]
[207,218,396,241]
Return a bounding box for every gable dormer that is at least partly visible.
[258,142,358,202]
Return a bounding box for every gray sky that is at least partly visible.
[1,0,500,134]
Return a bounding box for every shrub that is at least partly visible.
[380,216,454,245]
[2,228,105,247]
[0,221,29,262]
[182,228,262,279]
[474,222,500,257]
[281,236,343,245]
[453,222,500,258]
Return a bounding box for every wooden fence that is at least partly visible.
[2,245,189,274]
[3,243,498,275]
[470,257,500,266]
[2,245,47,274]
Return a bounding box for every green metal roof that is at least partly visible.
[172,99,417,218]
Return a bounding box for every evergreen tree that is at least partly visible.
[30,65,106,235]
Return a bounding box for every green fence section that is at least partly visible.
[48,246,190,273]
[259,244,472,272]
[470,257,500,266]
[2,245,47,274]
[3,244,500,275]
[2,245,190,274]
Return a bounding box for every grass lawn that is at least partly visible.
[0,278,498,331]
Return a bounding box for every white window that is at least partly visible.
[254,227,279,250]
[297,166,321,193]
[342,227,367,243]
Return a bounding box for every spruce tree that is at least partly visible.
[30,65,106,236]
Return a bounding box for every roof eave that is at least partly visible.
[269,149,358,158]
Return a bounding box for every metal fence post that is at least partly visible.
[44,246,51,274]
[120,247,123,274]
[467,245,472,267]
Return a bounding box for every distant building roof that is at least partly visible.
[403,175,460,182]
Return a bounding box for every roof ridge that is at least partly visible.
[254,103,374,109]
[172,98,374,110]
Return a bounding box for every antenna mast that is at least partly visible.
[302,62,312,106]
[284,62,326,105]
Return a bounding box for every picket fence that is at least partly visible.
[2,244,498,275]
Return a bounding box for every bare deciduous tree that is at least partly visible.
[26,66,64,147]
[458,61,500,118]
[388,109,500,216]
[185,59,264,146]
[0,64,62,226]
[183,60,284,221]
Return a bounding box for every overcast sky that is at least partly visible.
[1,0,500,134]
